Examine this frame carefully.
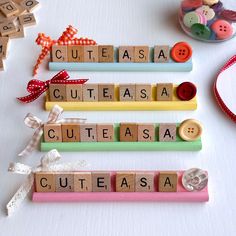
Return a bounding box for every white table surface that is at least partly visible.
[1,0,236,235]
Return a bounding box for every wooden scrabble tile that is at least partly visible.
[135,84,152,101]
[83,45,98,62]
[120,123,138,142]
[0,58,3,70]
[80,124,97,142]
[154,45,170,63]
[51,45,68,62]
[97,124,114,142]
[0,1,19,17]
[135,172,154,192]
[98,83,115,101]
[55,173,74,192]
[61,123,80,142]
[116,172,135,192]
[14,2,27,15]
[158,172,178,192]
[0,36,8,58]
[137,123,155,142]
[43,123,62,142]
[119,46,134,62]
[119,84,135,101]
[35,172,56,192]
[66,84,83,101]
[0,20,16,36]
[18,13,36,26]
[82,84,98,102]
[20,0,39,12]
[156,83,173,101]
[98,45,114,62]
[92,172,111,192]
[134,46,149,63]
[159,123,176,142]
[49,84,66,101]
[74,172,92,192]
[9,25,24,38]
[67,45,84,62]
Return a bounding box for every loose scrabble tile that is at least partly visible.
[135,172,154,192]
[120,123,138,142]
[154,45,170,63]
[80,124,97,142]
[18,12,36,26]
[0,20,16,36]
[135,84,152,101]
[43,123,62,142]
[119,84,135,101]
[49,84,66,101]
[0,36,8,58]
[61,124,80,142]
[35,172,56,192]
[55,173,74,192]
[137,123,155,142]
[51,45,68,62]
[116,172,135,192]
[14,2,27,15]
[92,172,111,192]
[98,83,115,101]
[74,172,92,192]
[9,25,24,38]
[0,58,3,70]
[82,84,98,102]
[134,46,149,63]
[98,45,114,62]
[159,123,176,142]
[0,1,19,17]
[83,45,98,62]
[119,46,134,62]
[97,124,114,142]
[20,0,39,12]
[158,172,178,192]
[66,84,83,101]
[67,45,84,62]
[156,83,173,101]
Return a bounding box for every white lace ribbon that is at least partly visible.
[7,149,87,216]
[18,105,86,157]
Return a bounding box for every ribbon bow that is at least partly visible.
[17,70,88,103]
[18,105,86,157]
[7,150,87,216]
[33,25,97,76]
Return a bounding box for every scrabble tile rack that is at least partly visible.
[48,47,193,72]
[40,124,202,152]
[45,85,197,111]
[32,171,209,202]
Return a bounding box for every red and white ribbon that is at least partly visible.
[7,150,87,216]
[18,105,86,157]
[33,25,97,76]
[17,70,88,103]
[213,55,236,123]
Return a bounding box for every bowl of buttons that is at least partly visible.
[179,0,236,42]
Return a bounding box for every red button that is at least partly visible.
[221,10,236,22]
[181,0,202,10]
[171,42,192,63]
[211,19,233,40]
[177,82,197,101]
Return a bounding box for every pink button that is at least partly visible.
[211,19,233,40]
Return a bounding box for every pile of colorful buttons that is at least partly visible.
[179,0,236,42]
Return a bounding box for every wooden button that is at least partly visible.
[120,123,138,142]
[74,172,92,192]
[55,173,74,192]
[159,172,178,192]
[35,172,56,192]
[92,172,111,192]
[179,119,202,141]
[116,172,135,192]
[135,172,154,192]
[177,82,197,101]
[61,124,80,142]
[134,46,149,63]
[43,124,62,142]
[171,42,192,63]
[159,123,176,142]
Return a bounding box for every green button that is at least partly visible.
[191,23,211,40]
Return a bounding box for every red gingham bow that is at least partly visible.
[33,25,97,76]
[17,70,88,103]
[213,55,236,123]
